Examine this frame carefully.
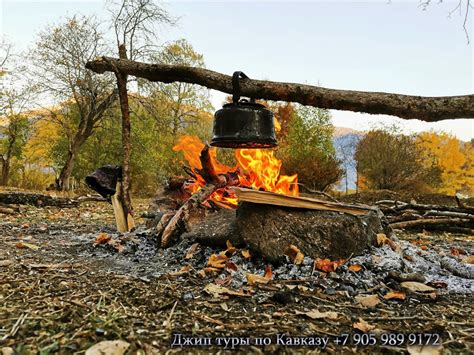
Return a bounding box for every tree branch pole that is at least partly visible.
[86,57,474,121]
[105,46,134,231]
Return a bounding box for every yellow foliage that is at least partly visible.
[23,116,62,167]
[416,132,473,195]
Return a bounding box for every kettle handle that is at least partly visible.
[232,71,255,103]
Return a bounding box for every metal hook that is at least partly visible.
[232,71,249,103]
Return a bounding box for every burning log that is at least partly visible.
[159,144,239,247]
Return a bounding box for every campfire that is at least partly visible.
[172,135,299,208]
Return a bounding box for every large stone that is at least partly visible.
[235,202,389,263]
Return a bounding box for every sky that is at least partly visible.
[1,0,473,140]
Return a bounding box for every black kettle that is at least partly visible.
[210,71,277,149]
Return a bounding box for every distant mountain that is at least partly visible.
[333,127,360,137]
[332,127,363,192]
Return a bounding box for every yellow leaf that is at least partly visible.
[355,294,380,308]
[16,242,39,250]
[285,244,304,265]
[384,291,407,300]
[207,254,228,269]
[246,273,270,285]
[348,264,362,272]
[241,249,251,259]
[353,318,376,333]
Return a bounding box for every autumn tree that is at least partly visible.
[29,15,117,190]
[107,0,174,214]
[0,43,35,186]
[140,39,212,140]
[355,128,441,191]
[416,132,474,195]
[278,105,343,192]
[0,87,31,186]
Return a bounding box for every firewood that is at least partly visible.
[161,183,218,247]
[390,218,471,230]
[0,192,106,207]
[233,188,377,216]
[381,200,474,214]
[160,145,239,247]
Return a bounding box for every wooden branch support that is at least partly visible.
[85,57,474,121]
[111,181,129,233]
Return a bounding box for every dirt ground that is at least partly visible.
[1,195,473,354]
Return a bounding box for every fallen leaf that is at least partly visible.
[215,274,232,286]
[348,264,362,272]
[462,255,474,264]
[197,270,207,278]
[220,302,229,312]
[376,233,400,252]
[185,243,200,259]
[203,267,220,273]
[264,265,273,280]
[224,240,237,257]
[246,273,270,285]
[168,265,191,276]
[384,291,407,300]
[94,233,111,245]
[353,318,376,333]
[204,283,249,298]
[16,242,39,250]
[450,247,465,256]
[241,250,251,259]
[207,253,228,269]
[85,340,130,355]
[401,281,436,294]
[225,261,238,272]
[420,245,428,250]
[295,309,339,320]
[355,294,380,308]
[107,239,124,253]
[285,245,304,265]
[314,258,346,273]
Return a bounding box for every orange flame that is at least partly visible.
[173,135,298,207]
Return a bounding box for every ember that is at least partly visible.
[173,135,299,207]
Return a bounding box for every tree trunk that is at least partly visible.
[57,134,85,191]
[1,156,10,186]
[85,57,474,121]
